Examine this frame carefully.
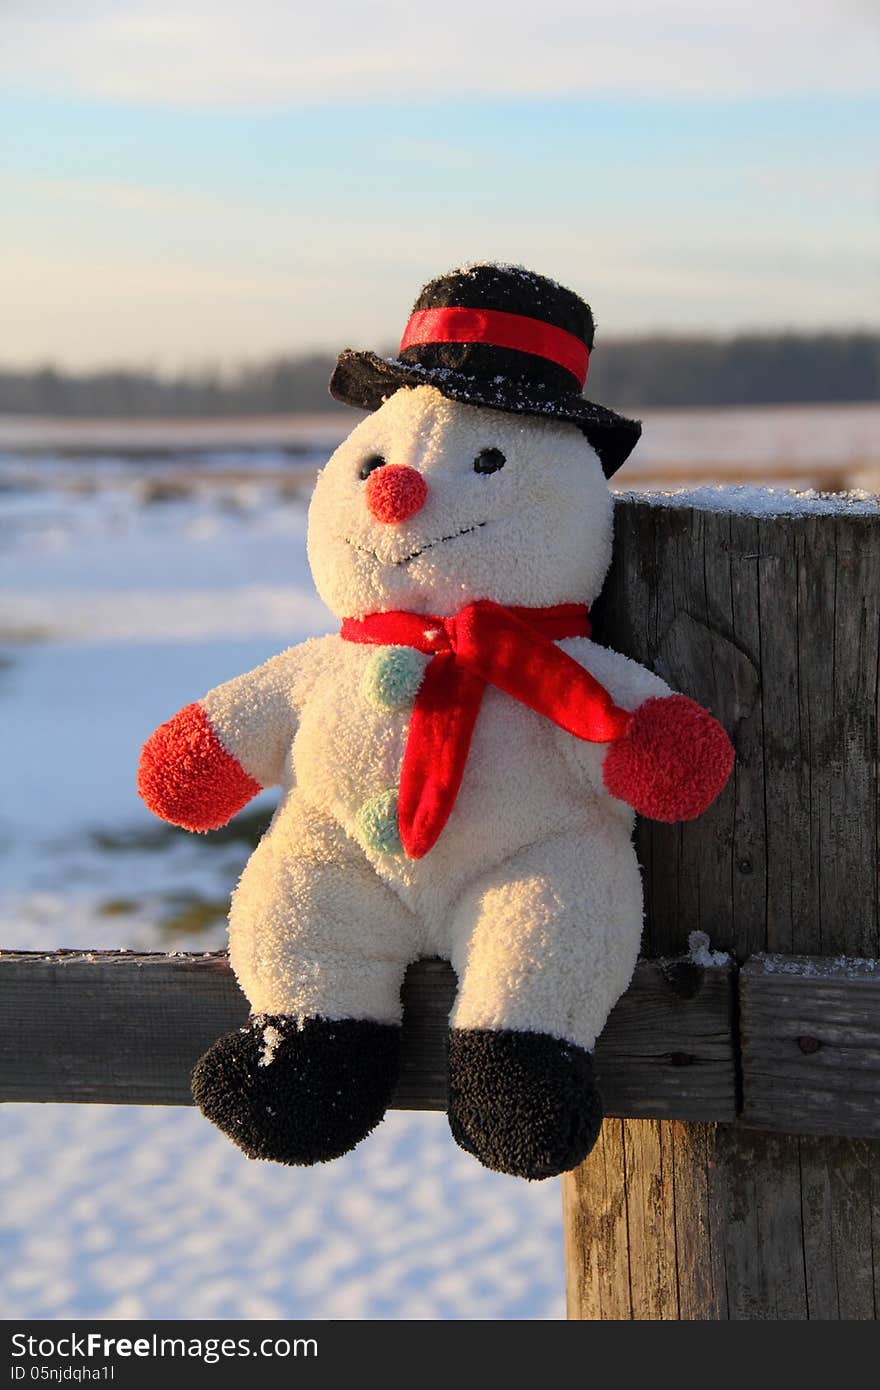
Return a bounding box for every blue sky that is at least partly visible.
[3,1,878,368]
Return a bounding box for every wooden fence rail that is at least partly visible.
[2,948,878,1138]
[0,950,737,1119]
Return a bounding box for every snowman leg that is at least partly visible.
[445,829,642,1180]
[193,809,421,1165]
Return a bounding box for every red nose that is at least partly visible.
[365,465,428,524]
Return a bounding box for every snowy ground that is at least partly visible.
[0,449,566,1320]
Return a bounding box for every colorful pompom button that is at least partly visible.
[361,647,425,710]
[355,789,403,856]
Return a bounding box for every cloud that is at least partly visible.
[3,211,875,370]
[3,0,878,107]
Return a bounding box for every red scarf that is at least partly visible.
[341,600,632,860]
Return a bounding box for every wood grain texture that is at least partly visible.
[0,950,247,1107]
[563,1120,732,1320]
[740,955,880,1137]
[566,491,880,1320]
[592,496,880,961]
[0,951,736,1118]
[594,957,736,1122]
[564,1109,880,1321]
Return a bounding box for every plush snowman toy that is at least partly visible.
[139,264,733,1180]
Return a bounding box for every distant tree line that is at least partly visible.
[0,354,338,418]
[1,333,877,416]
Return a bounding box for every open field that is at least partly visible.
[2,400,879,490]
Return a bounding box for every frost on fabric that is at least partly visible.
[257,1022,284,1067]
[616,484,880,517]
[687,931,730,968]
[455,260,565,293]
[377,358,568,413]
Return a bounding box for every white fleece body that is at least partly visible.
[200,387,670,1052]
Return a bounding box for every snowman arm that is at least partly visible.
[554,640,670,797]
[555,640,733,821]
[138,642,314,832]
[557,639,672,729]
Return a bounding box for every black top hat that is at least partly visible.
[329,262,641,478]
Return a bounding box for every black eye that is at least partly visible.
[473,447,506,475]
[359,454,386,480]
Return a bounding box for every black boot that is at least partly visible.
[192,1015,400,1165]
[447,1027,603,1180]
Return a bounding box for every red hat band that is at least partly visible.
[399,306,590,391]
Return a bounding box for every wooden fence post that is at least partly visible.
[562,489,880,1320]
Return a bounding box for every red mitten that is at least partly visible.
[602,694,733,822]
[137,702,261,832]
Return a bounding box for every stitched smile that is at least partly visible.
[345,521,488,566]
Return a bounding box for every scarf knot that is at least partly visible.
[341,599,631,860]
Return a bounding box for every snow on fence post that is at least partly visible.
[562,487,880,1321]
